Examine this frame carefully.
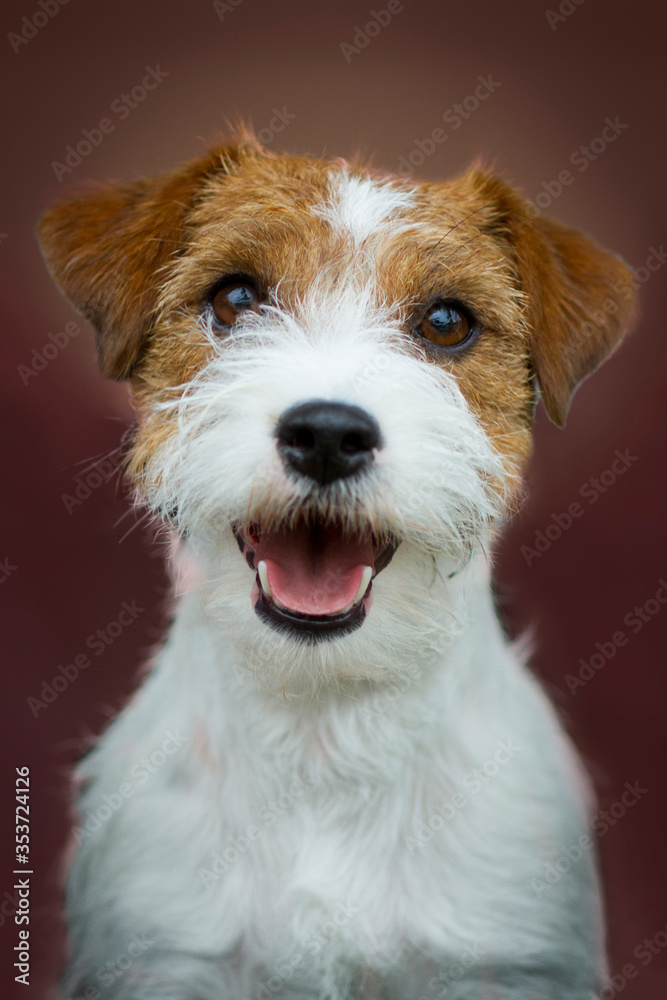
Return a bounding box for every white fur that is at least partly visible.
[62,259,605,998]
[311,171,416,244]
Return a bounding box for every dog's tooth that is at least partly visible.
[354,566,373,604]
[258,560,272,598]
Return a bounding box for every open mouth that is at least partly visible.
[233,519,398,642]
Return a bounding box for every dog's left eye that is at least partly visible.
[415,301,479,351]
[211,280,262,327]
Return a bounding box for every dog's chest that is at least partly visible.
[218,757,426,964]
[202,696,522,966]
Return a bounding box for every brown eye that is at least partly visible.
[415,300,478,351]
[211,280,262,327]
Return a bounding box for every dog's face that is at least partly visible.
[40,141,634,689]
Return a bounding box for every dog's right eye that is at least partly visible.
[211,280,262,327]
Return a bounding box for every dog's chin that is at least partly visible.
[188,525,471,695]
[231,518,399,645]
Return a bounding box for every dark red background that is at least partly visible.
[1,0,665,996]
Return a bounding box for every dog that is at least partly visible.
[39,134,635,1000]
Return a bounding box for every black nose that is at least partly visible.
[275,400,382,486]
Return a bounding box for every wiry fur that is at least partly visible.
[134,287,508,694]
[38,142,636,1000]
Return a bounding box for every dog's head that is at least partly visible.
[39,140,635,689]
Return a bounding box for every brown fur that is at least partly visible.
[38,141,636,491]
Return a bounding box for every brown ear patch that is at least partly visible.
[516,212,636,426]
[466,171,637,426]
[38,146,243,379]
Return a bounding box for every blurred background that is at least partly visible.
[1,0,665,995]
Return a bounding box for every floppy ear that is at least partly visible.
[467,172,637,426]
[38,147,237,379]
[513,209,636,426]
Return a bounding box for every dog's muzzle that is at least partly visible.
[234,399,397,642]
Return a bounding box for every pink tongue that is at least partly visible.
[254,524,374,615]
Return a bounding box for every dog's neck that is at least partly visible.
[155,548,512,780]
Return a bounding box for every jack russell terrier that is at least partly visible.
[39,134,635,1000]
